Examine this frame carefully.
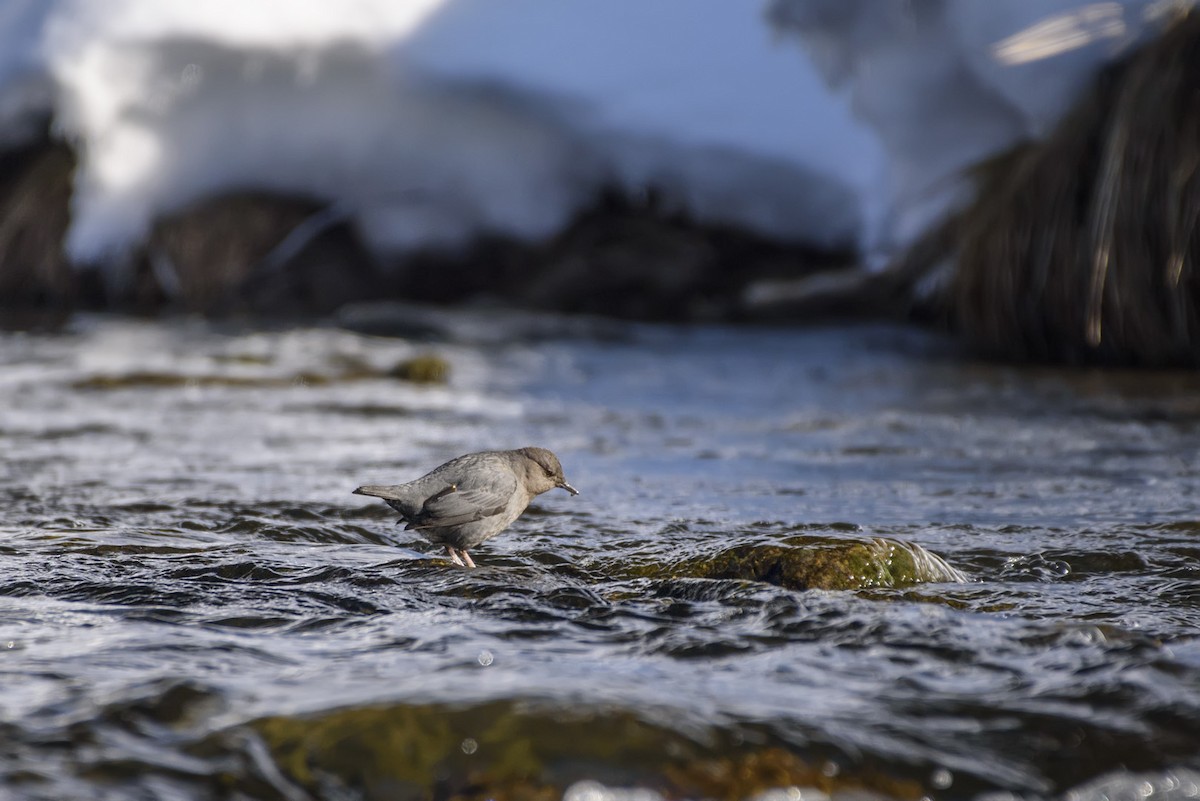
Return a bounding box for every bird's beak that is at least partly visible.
[558,481,579,496]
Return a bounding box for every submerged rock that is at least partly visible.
[71,349,450,390]
[388,353,451,384]
[666,536,966,591]
[243,700,925,801]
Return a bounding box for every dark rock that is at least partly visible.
[0,137,76,323]
[0,136,856,324]
[144,193,379,315]
[948,11,1200,366]
[381,190,855,323]
[0,139,858,325]
[335,299,631,344]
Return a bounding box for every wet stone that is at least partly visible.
[388,354,450,384]
[660,536,967,591]
[244,701,926,801]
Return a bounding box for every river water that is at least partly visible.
[1,312,1198,801]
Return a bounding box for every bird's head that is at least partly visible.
[516,446,579,497]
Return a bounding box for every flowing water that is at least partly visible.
[1,311,1199,801]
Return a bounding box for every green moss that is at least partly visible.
[72,372,269,390]
[246,700,926,801]
[71,371,334,390]
[251,701,693,799]
[389,353,450,384]
[70,354,449,390]
[621,535,966,591]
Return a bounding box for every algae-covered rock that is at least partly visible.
[250,701,693,800]
[244,700,925,801]
[71,351,450,390]
[389,353,450,384]
[668,536,966,591]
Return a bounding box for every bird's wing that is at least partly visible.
[407,472,517,530]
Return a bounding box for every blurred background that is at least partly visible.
[3,2,1200,800]
[0,0,1193,363]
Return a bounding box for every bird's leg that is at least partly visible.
[444,546,464,566]
[460,550,477,569]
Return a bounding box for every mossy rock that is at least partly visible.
[389,353,450,384]
[71,371,333,390]
[70,353,449,390]
[252,702,649,797]
[245,700,925,801]
[666,536,966,591]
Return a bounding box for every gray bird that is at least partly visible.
[353,446,578,568]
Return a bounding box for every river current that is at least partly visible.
[1,312,1198,800]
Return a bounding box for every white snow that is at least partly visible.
[0,1,1179,271]
[769,0,1181,259]
[0,0,878,268]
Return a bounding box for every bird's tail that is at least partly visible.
[353,485,408,500]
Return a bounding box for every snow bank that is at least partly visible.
[0,1,1174,272]
[0,0,878,266]
[0,0,57,149]
[770,0,1181,258]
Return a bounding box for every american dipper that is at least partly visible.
[353,447,578,568]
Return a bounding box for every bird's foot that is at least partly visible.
[444,546,465,566]
[460,550,477,569]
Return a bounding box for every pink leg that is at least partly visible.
[444,546,464,566]
[460,551,477,569]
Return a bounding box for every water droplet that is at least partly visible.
[932,768,953,789]
[461,737,478,755]
[5,641,13,649]
[477,650,493,666]
[821,760,840,778]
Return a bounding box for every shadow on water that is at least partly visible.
[1,316,1199,799]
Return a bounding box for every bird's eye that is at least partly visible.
[544,468,555,478]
